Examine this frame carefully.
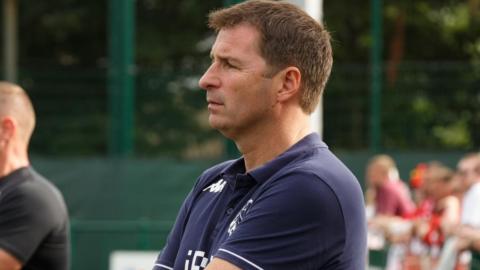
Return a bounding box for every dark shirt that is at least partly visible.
[0,167,69,270]
[154,133,367,270]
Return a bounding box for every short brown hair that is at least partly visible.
[208,0,333,114]
[0,81,36,143]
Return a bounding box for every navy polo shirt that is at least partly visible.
[153,133,366,270]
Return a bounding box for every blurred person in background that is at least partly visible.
[366,155,415,270]
[436,153,480,270]
[366,154,415,218]
[0,82,69,270]
[152,1,366,269]
[455,227,480,268]
[456,153,480,232]
[414,162,460,269]
[402,163,434,270]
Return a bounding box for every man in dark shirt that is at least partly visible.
[0,82,69,270]
[153,1,367,269]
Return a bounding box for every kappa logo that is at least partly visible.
[203,179,226,193]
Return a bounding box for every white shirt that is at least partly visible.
[461,182,480,227]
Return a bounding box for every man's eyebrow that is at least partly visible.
[210,53,242,65]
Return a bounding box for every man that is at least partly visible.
[153,1,366,269]
[0,82,69,270]
[365,154,414,217]
[434,153,480,270]
[456,153,480,229]
[453,153,480,265]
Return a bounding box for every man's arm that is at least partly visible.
[205,258,242,270]
[0,249,21,270]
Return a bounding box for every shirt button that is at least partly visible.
[226,208,234,215]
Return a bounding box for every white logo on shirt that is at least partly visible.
[203,179,226,193]
[185,250,210,270]
[228,199,254,236]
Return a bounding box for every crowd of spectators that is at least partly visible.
[366,153,480,270]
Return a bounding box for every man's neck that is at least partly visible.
[0,152,30,178]
[236,114,311,172]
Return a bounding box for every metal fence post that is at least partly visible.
[2,0,18,82]
[108,0,135,157]
[370,0,382,153]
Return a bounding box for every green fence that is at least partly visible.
[70,220,170,270]
[32,151,466,270]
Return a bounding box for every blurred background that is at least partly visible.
[1,0,479,269]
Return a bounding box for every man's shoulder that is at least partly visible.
[464,182,480,203]
[287,147,359,188]
[17,169,64,202]
[469,182,480,194]
[4,168,68,223]
[274,148,364,213]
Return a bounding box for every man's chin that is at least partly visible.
[209,120,235,139]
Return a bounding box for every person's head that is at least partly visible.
[366,154,400,188]
[424,162,455,201]
[457,153,480,192]
[199,0,332,138]
[0,82,36,160]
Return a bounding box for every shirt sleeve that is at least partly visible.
[397,183,415,216]
[376,181,414,217]
[214,172,347,270]
[0,187,55,263]
[153,188,196,270]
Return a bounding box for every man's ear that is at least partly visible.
[276,66,301,102]
[0,117,15,141]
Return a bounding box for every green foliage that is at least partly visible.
[9,0,480,155]
[324,0,480,150]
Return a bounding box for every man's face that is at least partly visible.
[198,24,278,139]
[457,157,480,192]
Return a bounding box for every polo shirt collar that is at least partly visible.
[0,166,30,190]
[218,133,327,189]
[248,133,326,184]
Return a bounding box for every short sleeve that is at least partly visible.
[376,182,414,217]
[215,172,346,270]
[0,188,54,263]
[154,189,196,270]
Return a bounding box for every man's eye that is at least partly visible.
[222,61,236,69]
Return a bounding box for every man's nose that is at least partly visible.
[199,64,220,91]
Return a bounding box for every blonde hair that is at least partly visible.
[368,154,400,181]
